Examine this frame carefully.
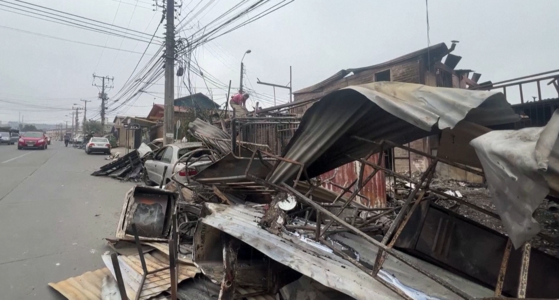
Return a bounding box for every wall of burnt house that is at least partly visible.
[234,55,483,210]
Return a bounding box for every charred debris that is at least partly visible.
[53,80,559,300]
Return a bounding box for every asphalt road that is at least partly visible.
[0,141,135,299]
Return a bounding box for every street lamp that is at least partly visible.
[240,49,251,93]
[241,49,251,63]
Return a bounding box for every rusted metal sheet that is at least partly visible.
[320,154,386,207]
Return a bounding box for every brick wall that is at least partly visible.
[391,59,421,83]
[294,58,423,103]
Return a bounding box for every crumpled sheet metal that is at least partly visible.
[188,118,231,155]
[197,203,400,300]
[470,109,559,248]
[269,82,519,183]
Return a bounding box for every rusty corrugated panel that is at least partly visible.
[320,154,386,207]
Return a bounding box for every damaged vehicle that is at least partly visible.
[143,142,215,186]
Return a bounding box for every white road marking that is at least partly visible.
[1,152,33,164]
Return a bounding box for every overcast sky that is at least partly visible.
[0,0,558,125]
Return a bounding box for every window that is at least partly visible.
[154,147,167,161]
[23,132,43,138]
[375,69,391,82]
[161,147,174,163]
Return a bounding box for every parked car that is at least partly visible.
[18,131,48,150]
[85,137,111,154]
[143,142,213,186]
[71,134,83,144]
[10,132,19,144]
[0,132,11,145]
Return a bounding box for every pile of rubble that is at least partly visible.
[50,80,559,299]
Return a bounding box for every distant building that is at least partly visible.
[174,93,220,110]
[146,93,221,141]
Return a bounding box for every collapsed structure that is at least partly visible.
[52,43,559,300]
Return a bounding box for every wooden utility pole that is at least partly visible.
[239,62,244,93]
[93,75,114,135]
[80,99,92,125]
[71,110,75,135]
[163,0,175,145]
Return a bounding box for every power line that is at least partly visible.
[109,0,143,66]
[0,2,154,43]
[6,0,160,38]
[114,18,164,99]
[0,24,150,55]
[205,0,293,43]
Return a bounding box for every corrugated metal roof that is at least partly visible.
[269,82,519,183]
[196,203,400,300]
[102,251,198,300]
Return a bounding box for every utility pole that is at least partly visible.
[93,74,114,135]
[162,0,175,145]
[74,107,82,135]
[240,62,244,93]
[239,50,251,94]
[71,110,74,135]
[80,99,92,125]
[75,108,79,132]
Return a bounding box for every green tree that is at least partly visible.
[21,124,38,131]
[83,120,103,134]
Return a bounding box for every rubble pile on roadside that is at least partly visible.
[49,80,559,299]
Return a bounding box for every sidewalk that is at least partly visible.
[110,146,128,156]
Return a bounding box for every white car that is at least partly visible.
[85,137,111,154]
[72,134,83,144]
[143,142,213,186]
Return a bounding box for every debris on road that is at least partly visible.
[91,150,144,181]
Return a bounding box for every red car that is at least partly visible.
[18,131,48,150]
